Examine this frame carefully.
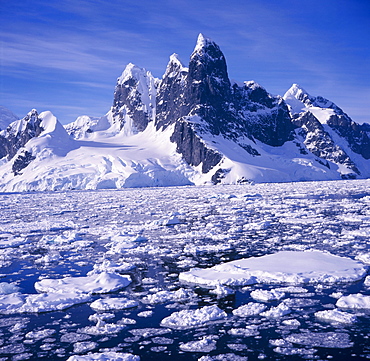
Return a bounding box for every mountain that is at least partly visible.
[0,106,18,131]
[0,34,369,192]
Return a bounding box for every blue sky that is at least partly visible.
[1,0,369,124]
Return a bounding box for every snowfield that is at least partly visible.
[0,179,369,360]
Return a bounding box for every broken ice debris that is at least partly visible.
[35,272,131,294]
[160,305,227,329]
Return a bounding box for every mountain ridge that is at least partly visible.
[0,34,369,192]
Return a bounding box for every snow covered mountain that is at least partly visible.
[0,34,369,192]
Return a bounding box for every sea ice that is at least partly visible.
[228,326,259,337]
[66,352,140,361]
[232,302,267,317]
[314,309,357,324]
[336,293,370,309]
[0,282,20,294]
[160,305,227,329]
[141,288,195,304]
[35,272,131,294]
[260,303,291,318]
[285,332,353,348]
[0,292,91,314]
[250,289,285,302]
[179,335,217,352]
[90,297,138,311]
[179,250,367,286]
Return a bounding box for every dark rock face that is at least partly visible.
[0,109,43,161]
[170,120,222,173]
[293,111,359,175]
[111,65,154,132]
[327,114,370,159]
[12,150,35,175]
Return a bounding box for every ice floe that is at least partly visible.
[180,335,218,352]
[90,297,138,311]
[35,272,131,294]
[0,292,91,314]
[160,305,227,329]
[179,250,367,286]
[141,288,195,304]
[315,309,357,324]
[67,352,140,361]
[336,293,370,309]
[285,332,353,348]
[232,302,267,317]
[250,289,285,302]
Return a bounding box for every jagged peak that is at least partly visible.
[25,109,39,119]
[117,63,148,85]
[163,53,188,78]
[283,84,310,102]
[191,33,221,59]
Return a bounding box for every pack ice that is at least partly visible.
[179,250,367,286]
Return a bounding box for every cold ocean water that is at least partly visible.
[0,180,369,361]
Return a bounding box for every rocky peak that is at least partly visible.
[112,63,156,133]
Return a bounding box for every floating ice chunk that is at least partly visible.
[0,237,29,248]
[336,293,370,309]
[184,244,233,255]
[179,251,367,287]
[129,328,171,338]
[243,221,270,231]
[137,310,153,318]
[356,253,370,265]
[88,313,115,322]
[250,289,285,302]
[285,332,353,348]
[199,353,248,361]
[210,285,234,297]
[281,319,301,327]
[364,276,370,287]
[0,282,20,294]
[232,302,267,317]
[315,309,357,324]
[228,326,259,337]
[260,303,291,318]
[35,272,131,294]
[87,259,135,275]
[78,321,126,335]
[160,305,227,329]
[142,288,195,304]
[60,332,92,343]
[90,297,138,311]
[179,335,217,353]
[66,352,140,361]
[73,341,98,354]
[274,286,308,294]
[25,328,56,340]
[0,292,91,314]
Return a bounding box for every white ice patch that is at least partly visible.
[179,251,367,286]
[87,259,135,275]
[285,332,353,348]
[315,309,357,324]
[0,282,20,294]
[35,272,131,294]
[232,302,267,317]
[260,303,291,318]
[142,288,195,304]
[179,335,217,353]
[90,297,138,311]
[0,292,91,314]
[336,293,370,309]
[250,289,285,302]
[66,352,140,361]
[160,305,227,329]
